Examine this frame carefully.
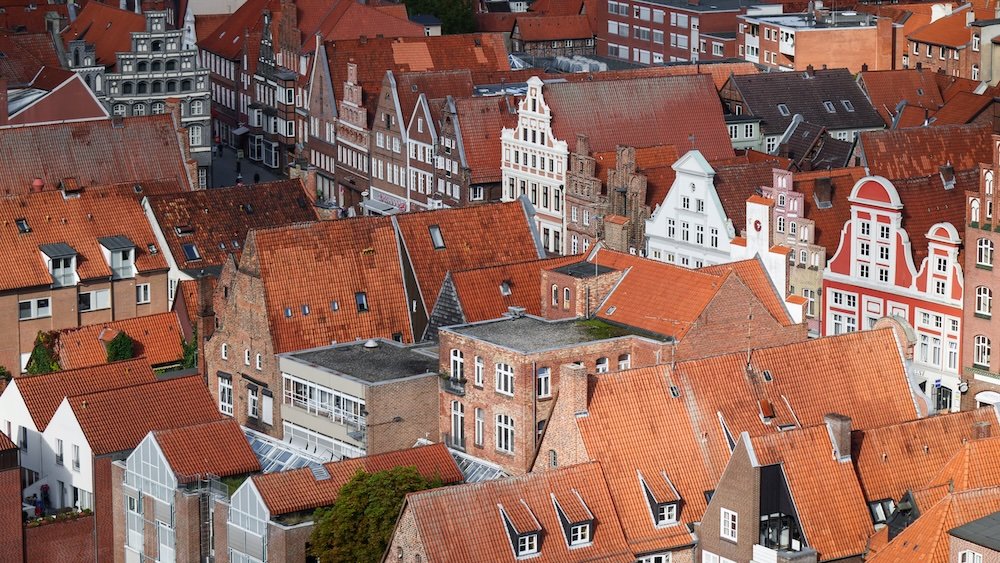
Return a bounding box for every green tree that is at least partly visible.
[26,331,59,375]
[403,0,475,34]
[309,466,443,563]
[105,331,135,362]
[0,365,11,384]
[181,327,198,369]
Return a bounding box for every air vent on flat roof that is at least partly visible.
[364,339,379,348]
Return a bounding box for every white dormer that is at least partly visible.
[39,243,79,288]
[99,236,137,280]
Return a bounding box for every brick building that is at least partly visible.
[276,339,440,459]
[0,432,22,563]
[949,511,1000,563]
[905,4,1000,82]
[0,185,170,375]
[511,14,595,57]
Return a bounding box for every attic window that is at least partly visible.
[669,385,680,398]
[232,240,240,249]
[762,370,773,382]
[147,244,158,255]
[500,281,512,296]
[869,499,896,524]
[639,472,680,528]
[552,491,595,548]
[606,306,616,315]
[841,100,855,112]
[517,534,539,556]
[242,203,255,214]
[331,300,340,311]
[219,242,227,250]
[656,503,678,526]
[284,307,292,318]
[777,104,790,117]
[823,101,836,113]
[916,88,925,96]
[15,218,30,233]
[429,225,445,249]
[181,243,201,261]
[499,503,542,558]
[302,304,310,316]
[175,224,195,236]
[355,292,369,312]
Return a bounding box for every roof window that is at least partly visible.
[429,224,445,249]
[823,101,836,113]
[500,280,512,296]
[777,104,790,117]
[331,300,340,311]
[355,292,369,313]
[639,471,681,528]
[499,501,543,559]
[841,100,855,112]
[552,491,595,548]
[15,218,30,233]
[762,369,773,382]
[175,224,195,236]
[181,243,201,261]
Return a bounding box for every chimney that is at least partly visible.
[805,64,815,77]
[861,63,869,72]
[575,133,590,156]
[825,413,852,462]
[974,421,992,440]
[561,363,589,417]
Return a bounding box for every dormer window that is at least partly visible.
[656,503,678,526]
[552,490,595,549]
[569,523,590,545]
[518,534,538,556]
[40,243,77,287]
[499,502,543,558]
[639,470,681,528]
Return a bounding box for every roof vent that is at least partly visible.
[111,116,124,129]
[308,463,331,481]
[506,306,526,318]
[363,339,379,348]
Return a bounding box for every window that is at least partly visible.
[72,444,80,471]
[248,386,259,418]
[975,335,991,368]
[960,551,984,563]
[429,225,445,249]
[596,357,609,373]
[219,376,233,415]
[823,101,836,113]
[78,290,110,312]
[19,297,50,320]
[978,287,993,316]
[570,523,591,545]
[496,414,514,453]
[181,243,201,261]
[51,257,75,287]
[355,292,369,312]
[221,343,228,360]
[136,283,150,304]
[535,367,552,398]
[777,104,790,116]
[878,224,891,240]
[56,439,63,465]
[656,503,678,526]
[255,353,262,370]
[450,349,464,380]
[618,354,631,370]
[721,509,738,541]
[474,408,484,446]
[474,356,484,387]
[518,533,538,556]
[243,349,251,366]
[710,228,719,248]
[496,363,514,396]
[978,238,994,267]
[842,100,855,112]
[450,401,464,448]
[189,125,203,146]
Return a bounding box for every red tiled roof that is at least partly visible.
[55,312,185,370]
[860,123,991,179]
[395,70,475,130]
[930,91,993,125]
[68,375,222,455]
[0,184,169,291]
[0,33,61,86]
[153,419,260,482]
[894,169,973,264]
[313,0,423,42]
[0,4,69,34]
[701,258,794,326]
[867,487,1000,563]
[711,159,788,232]
[577,329,919,554]
[451,95,521,184]
[394,201,544,312]
[61,2,145,66]
[514,14,592,41]
[448,255,582,321]
[14,358,156,430]
[858,69,945,126]
[751,425,874,561]
[404,462,633,562]
[544,74,733,160]
[908,6,973,48]
[145,179,319,272]
[937,73,980,102]
[253,443,462,515]
[795,167,868,253]
[475,12,516,32]
[196,0,267,59]
[194,14,229,44]
[851,409,999,504]
[926,435,1000,493]
[0,430,14,451]
[249,216,414,352]
[0,115,193,193]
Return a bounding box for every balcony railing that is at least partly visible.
[441,377,466,396]
[282,393,366,430]
[443,432,466,450]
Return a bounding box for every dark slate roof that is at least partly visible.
[98,235,135,251]
[39,242,77,259]
[730,69,884,136]
[642,0,760,12]
[780,119,854,171]
[949,510,1000,551]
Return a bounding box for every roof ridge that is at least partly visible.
[68,372,197,402]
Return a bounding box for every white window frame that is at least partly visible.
[720,508,738,541]
[495,363,514,396]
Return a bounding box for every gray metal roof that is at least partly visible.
[950,511,1000,551]
[98,235,136,251]
[38,242,77,259]
[447,316,619,353]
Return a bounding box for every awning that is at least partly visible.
[232,126,249,136]
[361,199,399,216]
[975,391,1000,405]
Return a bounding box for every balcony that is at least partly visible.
[443,432,466,450]
[282,393,366,431]
[441,376,466,396]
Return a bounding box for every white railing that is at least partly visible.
[282,392,366,430]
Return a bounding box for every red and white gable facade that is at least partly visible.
[823,176,964,412]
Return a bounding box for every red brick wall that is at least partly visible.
[111,462,124,563]
[698,437,759,563]
[0,465,23,563]
[175,491,202,563]
[213,499,230,563]
[94,455,115,562]
[366,375,439,455]
[25,513,95,563]
[539,268,623,320]
[268,521,313,563]
[384,505,428,563]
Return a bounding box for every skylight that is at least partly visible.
[429,224,445,249]
[181,243,201,261]
[777,104,790,117]
[15,218,30,233]
[823,101,836,113]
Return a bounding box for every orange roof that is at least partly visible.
[394,201,544,312]
[197,0,267,59]
[851,409,999,505]
[68,375,222,455]
[447,255,582,321]
[908,6,973,48]
[145,179,319,272]
[403,462,634,562]
[0,115,193,193]
[593,249,726,339]
[313,0,423,41]
[61,2,145,66]
[0,33,61,86]
[795,167,869,253]
[701,258,794,327]
[194,14,228,44]
[751,426,874,560]
[867,487,1000,563]
[0,431,14,451]
[55,312,185,370]
[930,91,993,125]
[926,435,1000,492]
[576,328,917,554]
[14,358,156,430]
[0,185,169,291]
[152,419,260,483]
[452,95,520,185]
[858,69,945,126]
[248,216,414,352]
[514,14,593,41]
[860,123,990,179]
[253,443,462,515]
[710,159,788,232]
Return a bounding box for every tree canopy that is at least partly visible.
[105,331,135,362]
[26,331,59,375]
[309,466,444,563]
[403,0,475,35]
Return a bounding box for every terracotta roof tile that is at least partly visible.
[751,425,874,560]
[577,329,919,554]
[926,435,1000,492]
[908,6,973,48]
[448,255,581,321]
[893,169,973,264]
[0,184,169,291]
[0,4,69,34]
[0,430,14,451]
[395,70,475,129]
[152,419,260,482]
[930,91,993,125]
[851,409,999,504]
[313,0,423,42]
[701,257,794,326]
[860,122,991,179]
[451,95,520,185]
[68,375,222,455]
[936,73,980,102]
[795,167,869,252]
[405,462,633,562]
[196,0,267,59]
[55,312,185,370]
[194,14,228,44]
[253,443,462,515]
[475,12,516,32]
[145,179,319,273]
[249,216,414,352]
[394,201,544,311]
[14,358,156,430]
[61,2,145,66]
[859,69,946,126]
[0,115,193,193]
[514,14,592,41]
[867,487,1000,563]
[0,33,61,86]
[544,74,733,160]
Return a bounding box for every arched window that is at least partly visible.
[975,335,992,368]
[137,61,148,72]
[800,225,809,241]
[618,353,631,370]
[122,82,133,94]
[165,59,177,71]
[977,286,993,316]
[450,349,464,380]
[166,80,177,93]
[596,357,609,373]
[84,74,91,88]
[221,343,228,360]
[94,74,103,92]
[972,198,981,224]
[113,104,126,116]
[978,238,994,267]
[137,82,148,94]
[133,103,146,116]
[548,449,558,468]
[789,221,797,236]
[551,283,558,306]
[563,287,570,309]
[151,60,162,72]
[450,401,464,448]
[777,193,786,207]
[151,102,165,115]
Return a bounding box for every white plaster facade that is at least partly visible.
[0,381,44,481]
[645,150,737,267]
[39,399,95,510]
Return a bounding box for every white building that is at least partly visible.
[645,150,737,267]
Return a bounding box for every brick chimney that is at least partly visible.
[824,413,852,462]
[974,421,992,440]
[560,363,589,417]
